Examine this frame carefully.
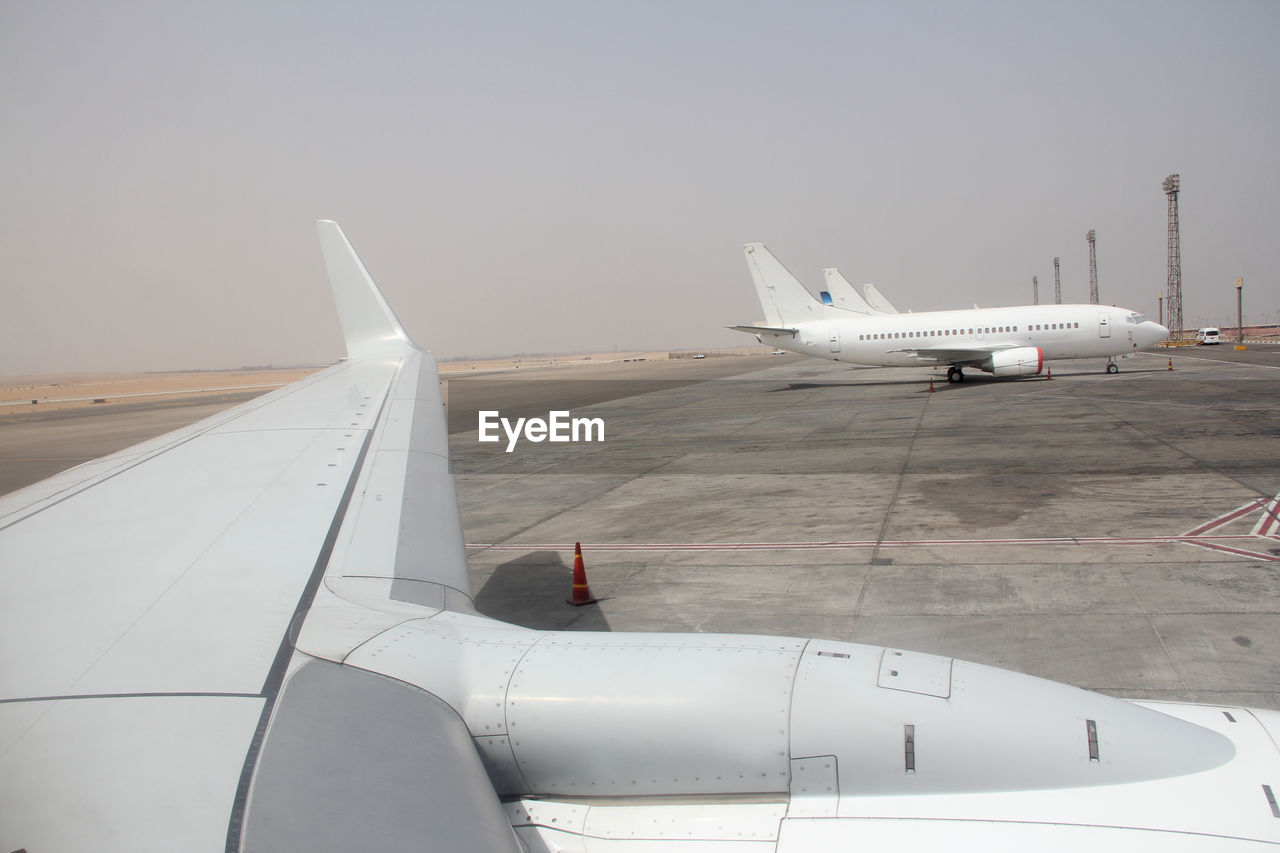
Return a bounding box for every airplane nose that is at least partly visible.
[1143,322,1170,346]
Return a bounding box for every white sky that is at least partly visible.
[3,1,1277,372]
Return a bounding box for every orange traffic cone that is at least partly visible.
[1168,358,1173,371]
[566,542,597,606]
[1046,367,1053,380]
[928,378,935,393]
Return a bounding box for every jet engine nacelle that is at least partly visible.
[487,637,1233,800]
[345,619,1237,804]
[987,346,1043,377]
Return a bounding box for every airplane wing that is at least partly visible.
[894,343,1018,365]
[0,221,520,852]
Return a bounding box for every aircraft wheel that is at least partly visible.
[1106,362,1119,374]
[946,367,958,383]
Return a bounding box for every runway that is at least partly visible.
[3,346,1278,709]
[0,391,276,495]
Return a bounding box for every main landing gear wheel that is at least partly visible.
[1106,361,1119,374]
[946,367,965,383]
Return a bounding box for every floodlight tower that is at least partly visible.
[1087,230,1099,304]
[1053,257,1062,304]
[1163,174,1182,339]
[1033,275,1039,305]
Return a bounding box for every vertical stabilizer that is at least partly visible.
[858,282,899,315]
[743,244,838,325]
[822,268,879,315]
[317,220,418,357]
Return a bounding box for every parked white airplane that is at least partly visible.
[3,224,1276,851]
[734,244,1168,381]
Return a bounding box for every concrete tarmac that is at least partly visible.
[3,347,1278,710]
[453,347,1280,710]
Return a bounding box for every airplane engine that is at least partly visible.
[478,635,1232,801]
[987,346,1043,377]
[349,619,1235,806]
[492,633,804,797]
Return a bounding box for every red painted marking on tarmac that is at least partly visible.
[1182,500,1265,537]
[1252,496,1280,538]
[470,541,877,551]
[466,498,1280,562]
[467,533,1280,559]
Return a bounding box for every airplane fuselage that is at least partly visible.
[766,303,1167,370]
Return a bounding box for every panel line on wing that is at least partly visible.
[320,349,475,610]
[224,377,389,853]
[0,430,211,533]
[390,351,472,607]
[0,691,263,704]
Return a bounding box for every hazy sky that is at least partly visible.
[3,1,1278,373]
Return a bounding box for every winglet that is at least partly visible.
[317,220,419,357]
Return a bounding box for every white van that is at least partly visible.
[1196,327,1221,345]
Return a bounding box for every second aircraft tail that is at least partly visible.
[821,268,879,315]
[859,282,899,315]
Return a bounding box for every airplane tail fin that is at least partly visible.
[743,243,834,325]
[859,282,899,315]
[317,220,419,358]
[821,268,879,315]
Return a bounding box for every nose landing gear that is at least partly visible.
[1106,359,1119,374]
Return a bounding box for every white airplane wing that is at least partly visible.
[0,221,519,852]
[896,343,1020,364]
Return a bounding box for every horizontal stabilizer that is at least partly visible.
[728,324,797,337]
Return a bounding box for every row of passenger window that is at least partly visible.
[857,322,1080,342]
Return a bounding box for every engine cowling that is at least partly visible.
[987,346,1043,377]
